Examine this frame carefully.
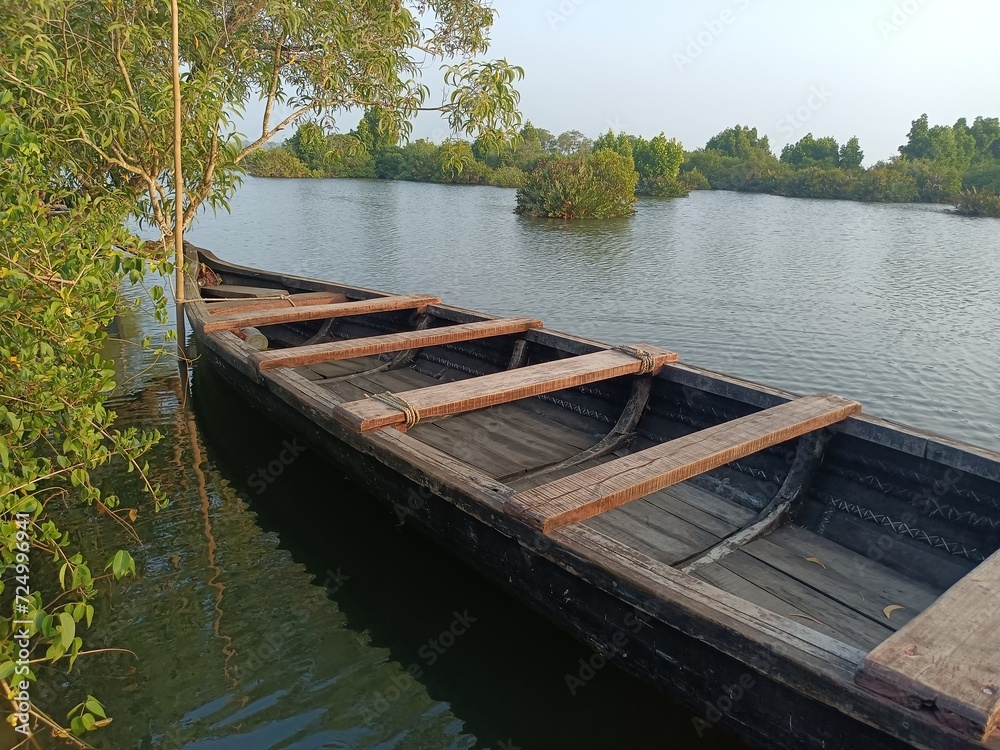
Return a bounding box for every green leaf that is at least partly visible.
[0,661,16,680]
[85,697,106,719]
[58,611,75,648]
[108,549,135,579]
[46,640,66,662]
[70,716,87,736]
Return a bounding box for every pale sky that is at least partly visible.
[242,0,1000,164]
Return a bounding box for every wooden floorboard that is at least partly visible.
[766,526,943,605]
[507,393,862,532]
[741,537,930,632]
[334,346,678,431]
[202,284,289,299]
[643,488,747,539]
[305,346,616,453]
[578,488,742,568]
[693,563,863,647]
[586,512,703,566]
[301,351,603,473]
[348,369,584,472]
[655,482,758,529]
[711,550,894,651]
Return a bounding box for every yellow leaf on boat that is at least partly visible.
[804,556,827,569]
[883,604,905,620]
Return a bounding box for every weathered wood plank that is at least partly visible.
[742,535,936,630]
[334,346,678,432]
[716,551,894,651]
[206,291,348,315]
[653,482,758,529]
[856,546,1000,740]
[692,561,868,648]
[202,294,441,332]
[585,497,721,565]
[201,283,289,299]
[506,393,862,533]
[250,317,543,371]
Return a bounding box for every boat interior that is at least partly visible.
[193,255,1000,660]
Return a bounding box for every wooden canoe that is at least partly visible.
[183,242,1000,750]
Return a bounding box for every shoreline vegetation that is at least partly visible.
[247,112,1000,218]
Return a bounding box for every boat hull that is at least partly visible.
[193,330,981,750]
[184,243,999,750]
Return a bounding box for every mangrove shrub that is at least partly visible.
[955,189,1000,218]
[515,150,639,219]
[0,100,166,740]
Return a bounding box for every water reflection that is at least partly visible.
[37,330,742,748]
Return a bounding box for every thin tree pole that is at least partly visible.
[171,0,189,395]
[171,0,183,303]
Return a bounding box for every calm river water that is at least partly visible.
[33,180,1000,750]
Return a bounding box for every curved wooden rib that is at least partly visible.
[500,376,653,483]
[679,429,834,573]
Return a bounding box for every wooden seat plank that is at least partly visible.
[333,345,678,432]
[505,393,861,533]
[201,283,289,299]
[250,317,543,371]
[206,291,348,315]
[855,547,1000,740]
[202,294,441,333]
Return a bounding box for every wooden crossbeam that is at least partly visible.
[250,317,544,371]
[334,345,678,432]
[855,549,1000,741]
[202,284,289,299]
[202,294,441,333]
[206,291,348,315]
[505,393,861,533]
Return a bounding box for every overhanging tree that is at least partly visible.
[0,0,522,740]
[1,0,524,242]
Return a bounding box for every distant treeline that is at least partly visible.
[245,111,1000,217]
